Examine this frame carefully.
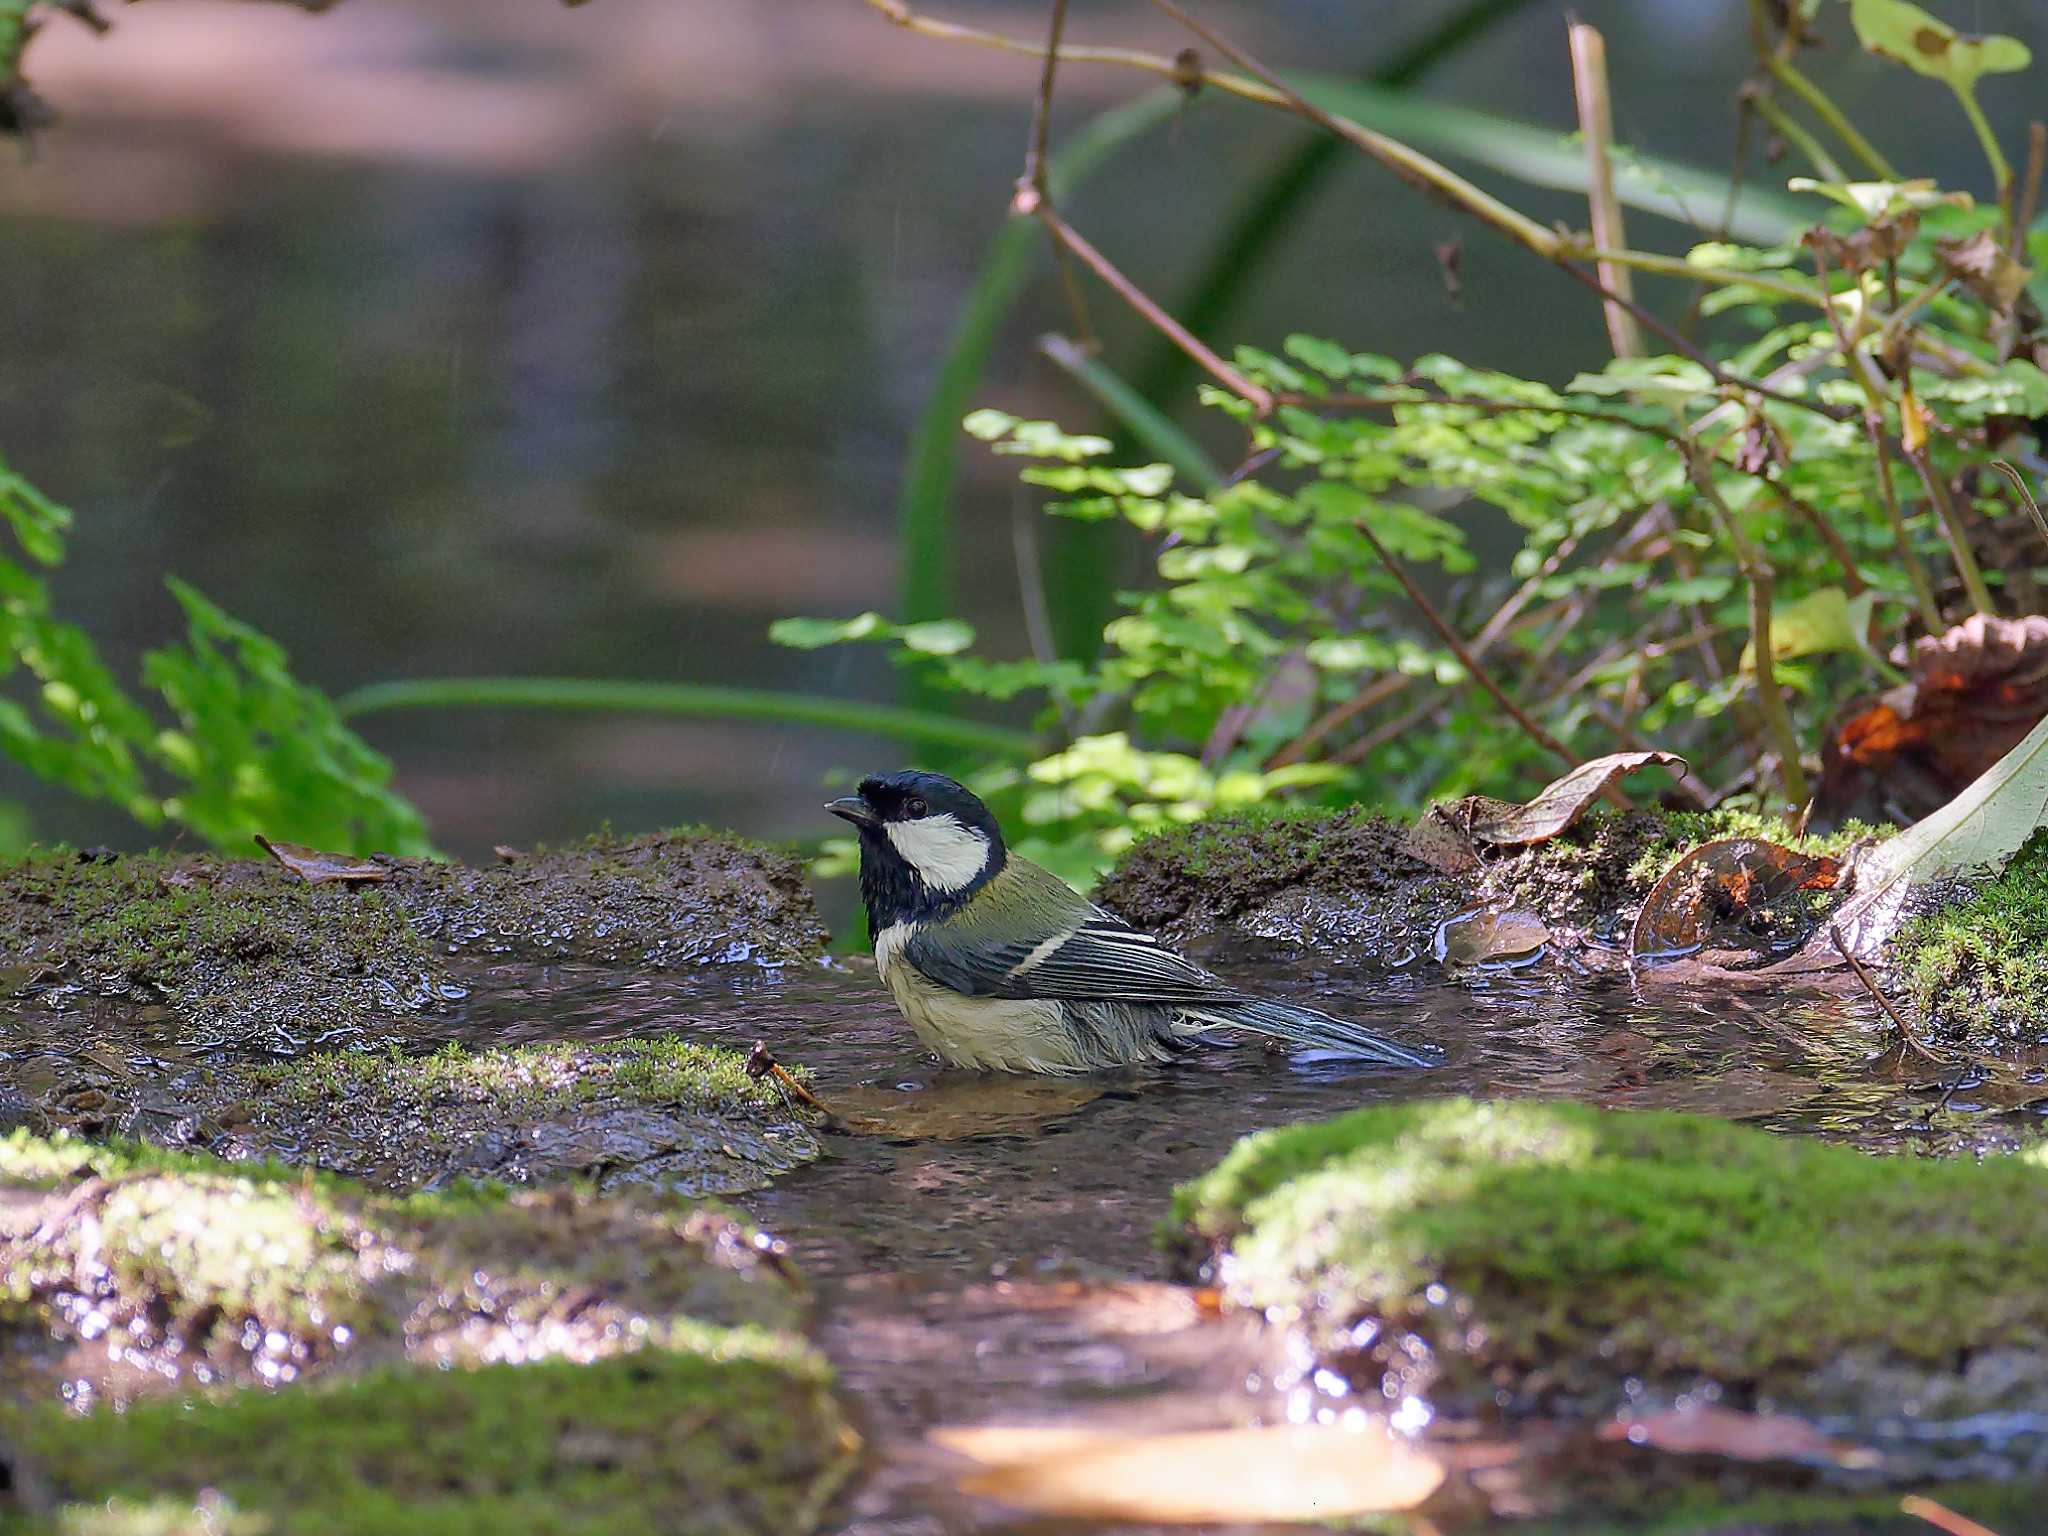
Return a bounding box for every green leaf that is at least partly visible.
[1849,0,2031,89]
[768,612,888,649]
[898,620,976,656]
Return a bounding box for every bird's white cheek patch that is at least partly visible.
[884,814,990,893]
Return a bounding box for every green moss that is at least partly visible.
[1173,1098,2048,1410]
[3,1339,857,1536]
[3,1131,816,1390]
[1891,830,2048,1040]
[260,1036,798,1120]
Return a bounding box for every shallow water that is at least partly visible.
[10,945,2046,1531]
[434,946,2038,1531]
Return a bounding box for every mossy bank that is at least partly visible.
[1889,829,2048,1044]
[1096,804,1869,960]
[1172,1098,2048,1469]
[0,831,827,1049]
[0,1132,858,1534]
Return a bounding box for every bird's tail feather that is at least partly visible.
[1182,999,1435,1068]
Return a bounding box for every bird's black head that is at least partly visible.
[826,769,1006,931]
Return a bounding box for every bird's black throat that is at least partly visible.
[854,826,1002,938]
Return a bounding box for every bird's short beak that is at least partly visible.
[825,796,878,828]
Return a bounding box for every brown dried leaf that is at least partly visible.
[1599,1404,1879,1468]
[254,836,389,885]
[1458,751,1688,846]
[1815,615,2048,829]
[1631,837,1843,967]
[1937,230,2033,311]
[1399,806,1481,875]
[933,1422,1445,1523]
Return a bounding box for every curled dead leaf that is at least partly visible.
[253,836,389,885]
[932,1422,1445,1523]
[1815,615,2048,830]
[1447,751,1688,848]
[1937,230,2032,312]
[1631,838,1843,968]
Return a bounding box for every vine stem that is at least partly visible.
[1350,517,1586,777]
[1683,443,1808,808]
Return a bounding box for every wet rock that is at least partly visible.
[0,1132,858,1534]
[1171,1099,2048,1473]
[382,830,826,968]
[0,832,829,1049]
[94,1036,822,1198]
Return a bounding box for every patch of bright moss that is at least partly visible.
[2,1338,858,1536]
[1172,1098,2048,1412]
[260,1036,798,1119]
[1890,830,2048,1041]
[2,1131,815,1391]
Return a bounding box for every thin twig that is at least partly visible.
[1030,203,1273,411]
[1760,480,1867,596]
[1991,459,2048,554]
[2014,121,2047,261]
[1014,0,1097,346]
[1684,443,1809,806]
[1746,88,1846,182]
[745,1041,836,1118]
[1830,925,1944,1063]
[1905,444,1996,617]
[1351,517,1582,773]
[1567,20,1641,358]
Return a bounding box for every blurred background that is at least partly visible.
[3,0,2043,860]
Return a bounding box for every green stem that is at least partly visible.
[336,679,1038,757]
[1748,91,1845,183]
[1957,85,2013,216]
[1763,53,1898,180]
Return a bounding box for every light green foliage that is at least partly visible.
[783,88,2047,883]
[0,456,429,854]
[1173,1098,2048,1398]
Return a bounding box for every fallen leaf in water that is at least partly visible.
[1452,752,1688,847]
[255,836,389,885]
[1434,908,1549,970]
[832,1077,1103,1141]
[1600,1404,1879,1468]
[1631,838,1843,968]
[932,1422,1444,1523]
[1814,615,2048,830]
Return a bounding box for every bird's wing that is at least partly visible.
[906,856,1231,1003]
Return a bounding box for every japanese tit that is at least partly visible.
[827,769,1434,1074]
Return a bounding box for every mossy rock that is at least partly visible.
[0,1341,857,1536]
[1890,830,2048,1045]
[1171,1099,2048,1438]
[1097,805,1869,960]
[0,1131,813,1395]
[0,832,828,1051]
[204,1035,822,1194]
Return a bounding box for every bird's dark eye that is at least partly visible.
[904,796,928,819]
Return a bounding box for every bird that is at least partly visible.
[827,769,1435,1075]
